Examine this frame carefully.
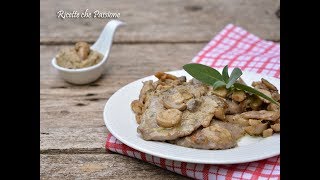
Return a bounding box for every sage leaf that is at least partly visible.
[183,63,224,86]
[212,81,226,90]
[222,65,230,83]
[226,68,242,88]
[233,83,279,106]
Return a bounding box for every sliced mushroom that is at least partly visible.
[75,42,90,60]
[225,115,249,127]
[131,100,143,114]
[248,119,262,126]
[244,123,268,136]
[152,80,165,89]
[186,99,201,112]
[250,96,263,110]
[271,123,280,132]
[271,91,280,102]
[156,84,172,91]
[225,115,234,122]
[252,81,268,90]
[195,87,209,98]
[210,87,228,98]
[155,72,178,81]
[261,78,278,91]
[239,97,253,112]
[162,92,187,111]
[255,88,272,103]
[156,109,182,128]
[231,90,246,102]
[214,107,226,120]
[263,128,273,138]
[163,79,183,86]
[267,103,280,111]
[179,91,193,101]
[241,110,280,121]
[178,76,187,82]
[225,100,242,114]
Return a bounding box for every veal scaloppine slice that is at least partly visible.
[171,120,245,150]
[137,93,225,141]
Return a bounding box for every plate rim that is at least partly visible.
[104,69,280,164]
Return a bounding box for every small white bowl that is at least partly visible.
[51,20,124,85]
[51,58,107,85]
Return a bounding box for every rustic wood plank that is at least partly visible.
[40,0,280,43]
[41,127,107,153]
[41,43,204,128]
[41,154,191,179]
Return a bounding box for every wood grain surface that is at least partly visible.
[40,0,279,178]
[41,154,190,179]
[41,0,280,44]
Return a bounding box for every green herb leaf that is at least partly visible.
[183,63,279,106]
[222,65,230,83]
[233,83,279,106]
[226,68,242,88]
[212,81,226,90]
[183,63,224,86]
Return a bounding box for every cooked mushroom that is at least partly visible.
[248,119,262,126]
[75,42,90,60]
[156,84,172,91]
[263,128,273,137]
[209,87,228,98]
[244,123,268,136]
[267,103,280,111]
[214,107,226,120]
[252,81,268,90]
[166,78,188,86]
[239,97,253,112]
[271,91,280,102]
[155,72,178,81]
[178,76,187,82]
[186,99,201,112]
[225,115,249,127]
[241,110,280,121]
[131,100,143,114]
[255,88,272,103]
[162,92,187,111]
[179,90,193,101]
[225,100,242,114]
[231,90,246,102]
[261,78,278,91]
[271,123,280,132]
[250,96,263,110]
[156,109,182,128]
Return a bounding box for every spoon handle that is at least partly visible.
[91,20,125,60]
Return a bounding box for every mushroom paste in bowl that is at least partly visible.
[56,42,103,69]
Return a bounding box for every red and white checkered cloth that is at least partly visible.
[106,24,280,180]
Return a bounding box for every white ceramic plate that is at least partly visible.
[104,70,280,164]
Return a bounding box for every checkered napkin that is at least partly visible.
[106,24,280,180]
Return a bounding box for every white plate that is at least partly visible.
[104,70,280,164]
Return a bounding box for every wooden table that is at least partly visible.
[40,0,279,179]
